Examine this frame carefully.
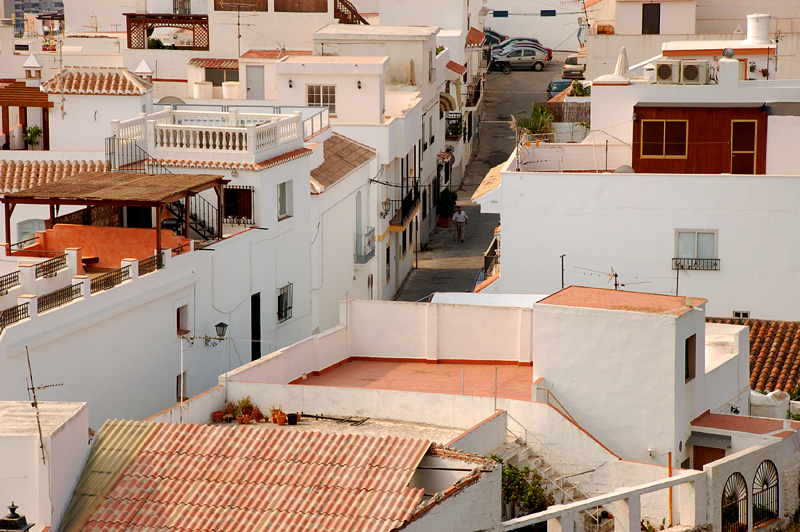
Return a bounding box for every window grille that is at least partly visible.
[278,283,293,322]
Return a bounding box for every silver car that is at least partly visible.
[492,46,548,71]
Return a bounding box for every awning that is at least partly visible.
[439,92,456,113]
[686,431,731,449]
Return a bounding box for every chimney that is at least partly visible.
[22,55,43,87]
[743,14,771,46]
[135,59,155,84]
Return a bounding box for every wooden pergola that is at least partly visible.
[2,171,228,253]
[0,80,53,149]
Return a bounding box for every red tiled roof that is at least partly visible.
[691,411,793,435]
[707,317,800,392]
[0,160,110,194]
[310,133,375,194]
[241,49,313,59]
[539,286,705,316]
[474,272,499,292]
[188,58,238,69]
[41,67,152,95]
[71,421,430,532]
[446,61,467,75]
[158,148,312,172]
[465,27,485,48]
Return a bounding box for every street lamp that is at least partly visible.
[380,198,392,218]
[205,322,228,347]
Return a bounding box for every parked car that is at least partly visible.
[562,53,586,79]
[484,29,508,46]
[547,79,573,100]
[492,38,553,60]
[491,46,548,71]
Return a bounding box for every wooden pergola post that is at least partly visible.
[4,200,11,252]
[156,203,163,254]
[1,106,8,145]
[183,193,190,238]
[20,107,27,143]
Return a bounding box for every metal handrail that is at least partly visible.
[0,302,29,332]
[38,284,82,313]
[537,388,577,424]
[35,254,67,278]
[172,243,190,256]
[505,412,600,502]
[90,266,131,294]
[139,253,164,276]
[0,270,21,293]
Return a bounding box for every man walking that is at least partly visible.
[452,205,468,242]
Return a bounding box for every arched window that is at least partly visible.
[17,219,45,243]
[753,460,779,527]
[722,472,748,532]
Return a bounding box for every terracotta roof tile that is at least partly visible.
[539,286,705,316]
[446,61,467,75]
[188,58,238,69]
[241,49,313,59]
[64,421,431,532]
[41,67,152,96]
[158,148,312,172]
[0,159,110,194]
[473,272,499,292]
[707,317,800,392]
[310,133,375,194]
[465,27,486,48]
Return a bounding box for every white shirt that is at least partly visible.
[452,210,468,223]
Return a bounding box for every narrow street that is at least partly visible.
[395,56,564,300]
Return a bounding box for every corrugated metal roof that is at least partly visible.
[66,421,430,532]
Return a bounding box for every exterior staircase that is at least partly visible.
[164,195,218,241]
[334,0,369,24]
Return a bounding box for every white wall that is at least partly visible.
[496,169,800,320]
[615,1,695,35]
[484,0,584,51]
[379,0,467,34]
[49,94,147,151]
[446,410,508,455]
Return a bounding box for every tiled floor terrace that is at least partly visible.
[297,360,533,401]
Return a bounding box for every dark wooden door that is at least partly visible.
[693,445,725,470]
[642,3,661,34]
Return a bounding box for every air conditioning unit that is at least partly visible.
[681,60,710,85]
[655,60,681,84]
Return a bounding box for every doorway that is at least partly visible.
[246,66,265,100]
[251,292,261,361]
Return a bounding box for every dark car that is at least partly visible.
[547,79,573,100]
[492,38,553,60]
[484,29,508,46]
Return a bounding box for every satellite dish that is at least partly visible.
[614,165,635,173]
[722,48,735,59]
[158,96,186,105]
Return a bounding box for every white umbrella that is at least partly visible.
[614,46,629,76]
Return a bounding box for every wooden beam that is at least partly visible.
[42,106,49,150]
[215,185,223,239]
[19,107,27,145]
[4,200,11,254]
[156,203,163,255]
[1,106,8,143]
[183,193,189,238]
[3,198,162,207]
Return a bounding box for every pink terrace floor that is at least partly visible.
[297,361,533,401]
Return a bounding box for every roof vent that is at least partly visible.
[0,503,34,532]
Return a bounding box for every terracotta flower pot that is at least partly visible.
[254,412,264,423]
[243,415,251,425]
[212,411,224,423]
[236,415,244,424]
[276,414,287,426]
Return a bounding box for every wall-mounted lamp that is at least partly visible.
[205,321,229,347]
[730,405,740,414]
[357,80,362,89]
[288,79,293,88]
[632,112,638,122]
[380,198,392,218]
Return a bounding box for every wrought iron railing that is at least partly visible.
[35,254,67,278]
[139,253,164,276]
[172,243,190,256]
[355,227,376,264]
[672,258,720,271]
[483,236,499,276]
[466,82,482,108]
[38,284,82,313]
[166,194,218,240]
[390,186,420,227]
[0,302,29,331]
[223,185,255,225]
[445,115,463,140]
[334,0,369,24]
[90,266,131,294]
[0,271,20,293]
[105,136,173,174]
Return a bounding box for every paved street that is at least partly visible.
[395,55,567,300]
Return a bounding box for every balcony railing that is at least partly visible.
[38,284,82,314]
[139,253,165,276]
[484,235,499,276]
[35,254,67,279]
[390,186,420,227]
[466,82,482,108]
[0,271,20,293]
[91,266,132,294]
[0,302,29,332]
[445,115,463,141]
[672,258,720,271]
[355,227,376,264]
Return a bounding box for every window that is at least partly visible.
[641,120,687,158]
[402,228,407,256]
[205,68,239,87]
[677,230,716,259]
[277,180,293,220]
[17,219,45,242]
[386,244,391,284]
[307,84,336,115]
[429,116,434,145]
[685,334,696,382]
[428,49,435,83]
[733,311,750,319]
[422,189,428,220]
[422,121,427,152]
[642,3,660,35]
[176,305,189,336]
[277,283,293,322]
[274,0,326,11]
[223,185,254,224]
[507,50,523,58]
[214,0,267,11]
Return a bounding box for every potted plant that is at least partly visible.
[212,409,224,423]
[22,125,42,150]
[275,410,287,426]
[223,401,236,423]
[252,405,264,423]
[437,188,458,227]
[238,396,253,416]
[241,414,251,424]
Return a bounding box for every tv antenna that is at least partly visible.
[575,266,651,290]
[26,347,63,465]
[220,2,256,58]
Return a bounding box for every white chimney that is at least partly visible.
[743,14,771,45]
[717,57,739,87]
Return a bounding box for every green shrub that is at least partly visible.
[437,188,458,219]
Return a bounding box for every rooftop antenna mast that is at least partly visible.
[220,2,256,58]
[25,347,63,465]
[575,265,651,290]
